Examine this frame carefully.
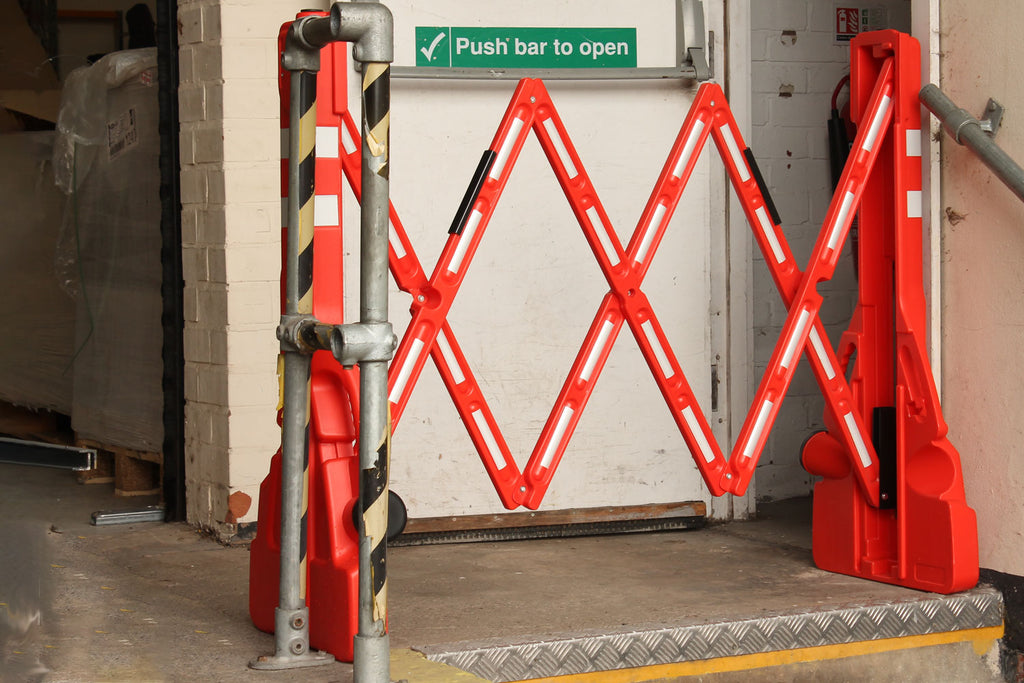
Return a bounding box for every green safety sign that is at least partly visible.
[415,27,638,69]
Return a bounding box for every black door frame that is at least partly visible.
[155,0,185,521]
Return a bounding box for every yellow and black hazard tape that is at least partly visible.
[362,415,390,623]
[295,69,317,600]
[295,71,317,317]
[361,63,390,178]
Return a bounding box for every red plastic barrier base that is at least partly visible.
[248,447,285,636]
[248,355,361,661]
[804,431,978,594]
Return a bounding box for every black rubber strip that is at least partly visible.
[743,147,782,226]
[449,150,497,235]
[391,516,706,547]
[873,406,898,510]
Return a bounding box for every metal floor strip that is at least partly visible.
[417,585,1003,682]
[0,437,96,471]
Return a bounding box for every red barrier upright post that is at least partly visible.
[249,13,361,661]
[802,31,978,593]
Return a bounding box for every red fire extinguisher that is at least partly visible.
[828,74,859,272]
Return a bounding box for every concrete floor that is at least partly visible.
[0,463,1002,682]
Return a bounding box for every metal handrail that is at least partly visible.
[920,84,1024,203]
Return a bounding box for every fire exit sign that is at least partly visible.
[834,5,888,43]
[415,26,638,69]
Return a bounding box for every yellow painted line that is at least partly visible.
[391,648,490,683]
[518,625,1004,683]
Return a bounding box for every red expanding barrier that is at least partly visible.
[383,77,881,509]
[251,21,978,663]
[801,31,977,594]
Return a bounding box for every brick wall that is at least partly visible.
[178,0,319,535]
[749,1,908,501]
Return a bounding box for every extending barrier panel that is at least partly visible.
[801,31,977,594]
[322,74,882,509]
[380,78,882,509]
[333,112,525,510]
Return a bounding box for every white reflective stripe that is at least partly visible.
[586,206,620,266]
[682,406,715,464]
[472,409,507,470]
[672,118,706,178]
[341,124,358,155]
[905,129,922,157]
[490,117,525,180]
[861,94,892,153]
[539,406,575,468]
[543,117,578,179]
[719,123,751,182]
[808,327,836,380]
[316,126,339,158]
[436,331,465,384]
[827,191,856,252]
[314,194,339,226]
[281,198,288,229]
[388,338,425,404]
[389,218,407,259]
[907,190,922,219]
[780,309,812,369]
[641,319,674,379]
[280,128,289,159]
[447,209,483,274]
[581,320,615,382]
[843,411,873,468]
[756,206,785,264]
[635,203,668,265]
[742,399,775,458]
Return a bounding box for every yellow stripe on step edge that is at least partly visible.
[391,649,490,683]
[518,625,1004,683]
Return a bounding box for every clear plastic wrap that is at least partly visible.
[52,49,164,452]
[0,132,75,413]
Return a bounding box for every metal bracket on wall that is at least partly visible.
[979,98,1004,136]
[370,0,712,82]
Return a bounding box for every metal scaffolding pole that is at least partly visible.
[249,50,333,675]
[251,4,394,680]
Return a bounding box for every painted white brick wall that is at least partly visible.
[749,0,908,501]
[179,0,324,535]
[179,0,230,530]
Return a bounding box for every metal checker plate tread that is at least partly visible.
[417,586,1003,682]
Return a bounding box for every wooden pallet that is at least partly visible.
[75,438,161,497]
[0,401,162,497]
[0,402,72,444]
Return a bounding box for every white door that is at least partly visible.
[344,0,741,520]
